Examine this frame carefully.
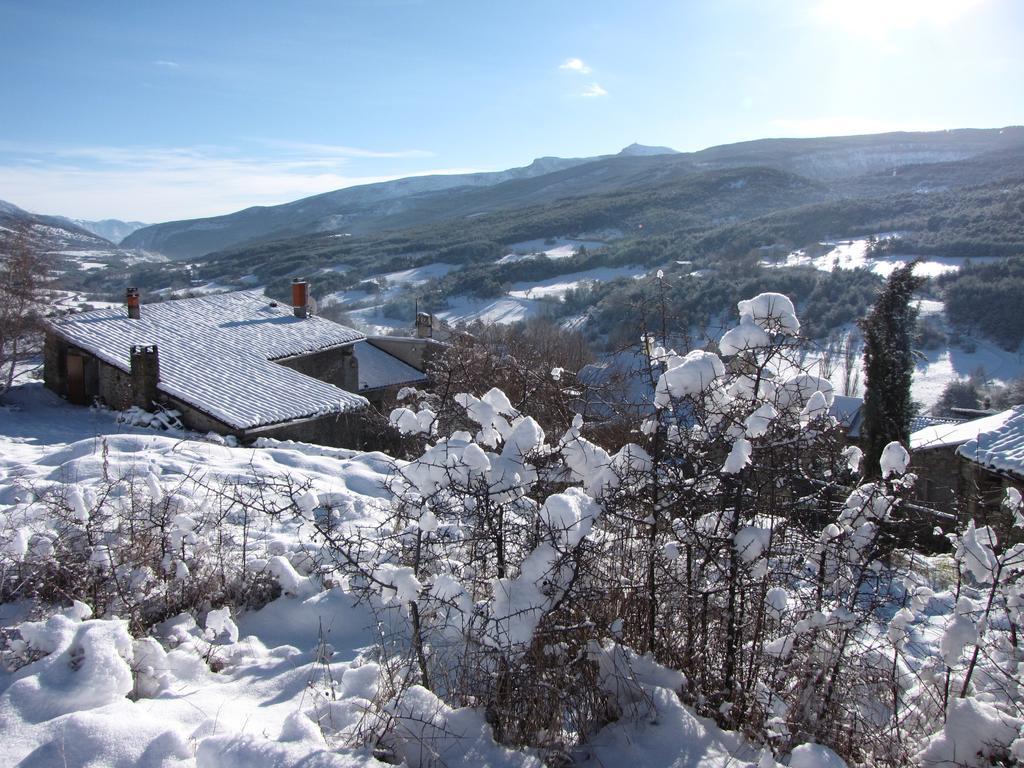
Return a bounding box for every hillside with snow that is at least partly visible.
[121,127,1024,261]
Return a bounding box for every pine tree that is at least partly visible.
[860,262,923,476]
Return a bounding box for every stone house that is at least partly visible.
[43,283,432,448]
[910,407,1024,529]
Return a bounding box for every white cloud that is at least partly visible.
[559,57,592,75]
[0,141,471,221]
[581,83,608,98]
[250,139,434,159]
[154,60,180,68]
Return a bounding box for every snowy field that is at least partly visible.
[49,247,168,270]
[329,261,644,332]
[497,236,616,264]
[763,237,1000,278]
[507,266,645,300]
[805,298,1024,411]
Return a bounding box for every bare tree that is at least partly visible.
[0,225,49,399]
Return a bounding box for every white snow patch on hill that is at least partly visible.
[507,266,645,300]
[498,236,613,264]
[763,237,1000,278]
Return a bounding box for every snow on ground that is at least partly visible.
[51,290,123,313]
[498,237,612,264]
[909,297,1023,408]
[379,262,457,286]
[338,265,642,330]
[763,237,1000,279]
[913,337,1024,409]
[343,306,410,336]
[507,266,645,300]
[0,383,394,767]
[0,382,811,767]
[49,247,168,270]
[788,334,1023,412]
[166,281,246,299]
[322,263,458,313]
[435,295,539,325]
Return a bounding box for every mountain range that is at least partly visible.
[119,127,1024,260]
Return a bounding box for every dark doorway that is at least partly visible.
[67,353,86,405]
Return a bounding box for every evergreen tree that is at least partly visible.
[860,262,923,476]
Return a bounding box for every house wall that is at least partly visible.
[911,446,961,511]
[242,409,403,452]
[98,361,134,410]
[44,333,133,409]
[959,461,1024,540]
[365,337,441,372]
[276,345,359,394]
[912,446,1024,537]
[43,331,65,394]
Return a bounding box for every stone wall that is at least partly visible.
[276,346,359,394]
[42,331,65,394]
[241,408,403,452]
[97,361,134,410]
[44,334,133,410]
[911,446,961,511]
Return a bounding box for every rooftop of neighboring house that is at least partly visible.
[953,406,1024,479]
[910,406,1024,479]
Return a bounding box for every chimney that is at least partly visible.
[292,278,309,319]
[126,287,141,319]
[415,312,433,339]
[130,344,160,409]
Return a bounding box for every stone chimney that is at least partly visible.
[292,278,309,319]
[415,312,433,339]
[126,287,141,319]
[130,344,160,409]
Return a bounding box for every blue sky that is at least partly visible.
[1,0,1021,221]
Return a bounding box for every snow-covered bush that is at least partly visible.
[912,489,1024,766]
[312,292,960,764]
[0,459,294,635]
[323,387,615,756]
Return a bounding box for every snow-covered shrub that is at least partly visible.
[312,293,912,762]
[319,385,621,756]
[0,460,295,635]
[310,291,1024,766]
[912,489,1024,766]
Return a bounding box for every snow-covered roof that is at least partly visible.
[955,406,1024,478]
[48,291,368,430]
[910,408,1017,451]
[354,341,427,391]
[829,395,863,436]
